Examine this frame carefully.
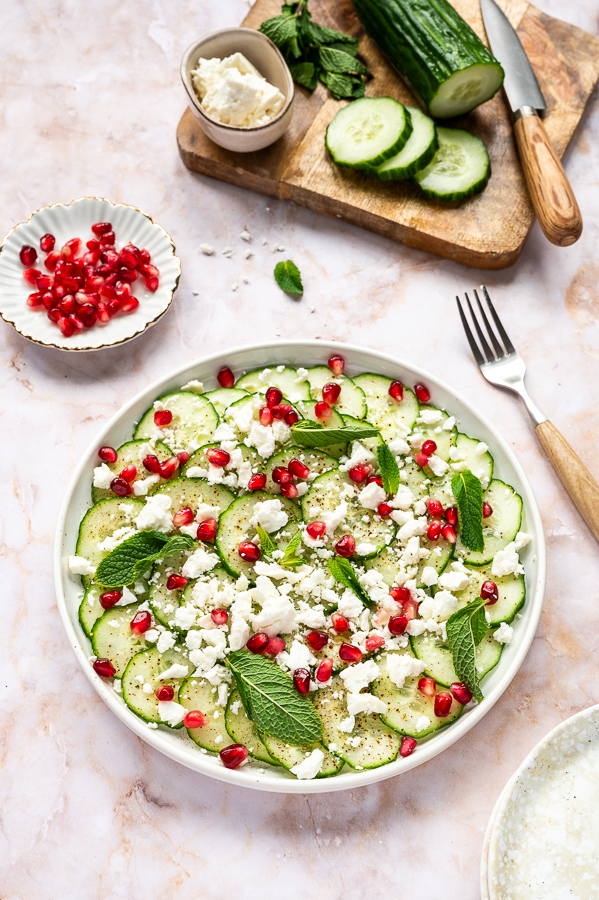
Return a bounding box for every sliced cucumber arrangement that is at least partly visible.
[134,391,219,452]
[414,127,490,202]
[91,604,146,678]
[179,676,232,751]
[91,439,172,503]
[225,689,278,765]
[411,629,503,688]
[376,107,438,180]
[326,97,413,168]
[235,366,311,402]
[352,373,419,438]
[456,479,522,566]
[75,496,144,588]
[305,366,367,419]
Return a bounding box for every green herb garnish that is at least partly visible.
[327,557,373,608]
[451,470,484,551]
[445,598,487,703]
[291,420,379,448]
[95,531,196,588]
[274,259,303,295]
[376,441,400,496]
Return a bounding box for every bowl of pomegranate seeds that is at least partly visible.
[0,197,181,350]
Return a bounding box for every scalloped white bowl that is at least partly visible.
[54,341,546,792]
[0,197,181,351]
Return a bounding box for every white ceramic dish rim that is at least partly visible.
[483,702,599,898]
[54,340,546,793]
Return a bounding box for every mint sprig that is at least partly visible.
[274,260,303,295]
[291,420,379,448]
[445,598,487,703]
[327,557,373,608]
[257,526,304,567]
[95,531,196,588]
[227,651,323,744]
[376,441,400,496]
[451,470,484,552]
[256,525,277,557]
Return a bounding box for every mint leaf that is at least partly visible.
[227,651,323,744]
[327,557,373,608]
[319,70,365,100]
[96,531,195,588]
[291,421,379,448]
[451,470,484,552]
[289,61,318,90]
[471,606,488,646]
[376,442,399,496]
[256,525,277,558]
[274,260,303,295]
[304,20,359,49]
[259,14,299,48]
[280,528,303,566]
[445,598,486,703]
[319,46,370,77]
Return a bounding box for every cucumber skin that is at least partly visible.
[352,0,503,117]
[376,117,439,181]
[326,98,413,169]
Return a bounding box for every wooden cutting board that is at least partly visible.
[176,0,599,269]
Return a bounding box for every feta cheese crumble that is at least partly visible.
[191,53,286,128]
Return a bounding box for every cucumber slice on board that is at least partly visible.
[263,446,337,495]
[75,497,144,588]
[305,366,367,419]
[204,388,249,417]
[122,646,189,724]
[326,98,413,168]
[352,373,419,439]
[312,675,401,770]
[154,477,235,519]
[301,469,396,558]
[179,676,231,752]
[410,628,503,688]
[455,479,522,566]
[413,127,490,202]
[376,107,438,180]
[134,391,219,453]
[235,367,311,402]
[91,439,172,503]
[458,566,525,626]
[373,649,462,737]
[79,582,141,639]
[260,733,344,778]
[225,689,279,765]
[91,603,146,678]
[428,431,493,507]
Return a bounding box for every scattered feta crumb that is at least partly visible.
[415,715,431,733]
[240,230,251,241]
[68,556,96,576]
[494,622,513,644]
[385,654,425,689]
[158,700,186,727]
[290,748,324,780]
[200,243,214,255]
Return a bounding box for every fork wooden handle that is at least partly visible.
[536,420,599,541]
[514,113,582,247]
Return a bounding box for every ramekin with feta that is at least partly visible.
[191,52,286,128]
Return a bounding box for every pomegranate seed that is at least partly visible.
[427,520,442,541]
[316,658,333,682]
[154,409,173,427]
[349,464,371,484]
[328,354,345,376]
[206,448,230,467]
[365,635,386,652]
[99,590,122,610]
[414,452,429,468]
[23,267,41,285]
[58,316,76,337]
[426,498,444,517]
[450,682,473,705]
[246,632,269,653]
[389,380,404,402]
[378,502,392,517]
[48,307,61,323]
[86,239,100,251]
[389,586,411,604]
[159,457,179,480]
[91,222,113,236]
[248,473,266,491]
[155,685,175,702]
[93,658,115,678]
[197,518,218,542]
[367,475,384,487]
[442,524,457,544]
[66,237,81,257]
[173,506,194,527]
[110,476,132,496]
[121,296,139,314]
[335,534,355,557]
[27,292,43,308]
[101,231,116,247]
[59,296,77,316]
[139,248,151,265]
[272,466,292,485]
[306,630,328,651]
[285,410,300,426]
[177,451,190,466]
[481,580,499,604]
[184,710,209,729]
[270,403,292,420]
[322,382,341,404]
[400,736,417,758]
[259,406,273,426]
[78,304,98,328]
[388,615,409,635]
[280,482,298,498]
[142,454,161,474]
[414,383,431,403]
[146,275,159,292]
[120,464,137,483]
[97,302,110,323]
[41,292,56,310]
[445,507,458,526]
[220,744,248,769]
[211,608,229,626]
[306,521,326,539]
[265,386,283,408]
[239,540,261,562]
[264,636,286,657]
[404,598,419,620]
[45,251,61,271]
[422,440,437,457]
[69,314,84,331]
[166,574,188,591]
[130,611,152,634]
[315,400,332,420]
[140,262,159,278]
[217,366,235,388]
[120,247,140,268]
[339,643,362,663]
[40,233,55,253]
[483,502,493,518]
[418,676,436,697]
[288,458,310,479]
[293,668,311,694]
[20,245,37,266]
[434,692,453,718]
[332,614,350,633]
[36,274,52,291]
[119,268,138,285]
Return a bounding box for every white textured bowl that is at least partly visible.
[0,197,181,351]
[54,341,546,792]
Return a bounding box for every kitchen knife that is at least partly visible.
[480,0,582,246]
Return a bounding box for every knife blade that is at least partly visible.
[480,0,582,247]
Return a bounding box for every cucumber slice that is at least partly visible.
[415,406,455,461]
[302,469,396,558]
[352,373,419,439]
[235,367,311,402]
[430,65,504,119]
[376,107,438,180]
[305,366,367,419]
[260,733,344,778]
[458,566,525,626]
[312,675,401,770]
[122,646,189,724]
[215,490,302,579]
[204,388,249,416]
[428,431,494,506]
[134,391,220,453]
[410,628,503,688]
[365,535,453,586]
[340,415,380,454]
[185,442,261,478]
[263,446,337,495]
[456,479,522,566]
[373,649,462,737]
[400,457,430,500]
[149,561,230,628]
[296,399,347,459]
[414,127,490,202]
[179,676,231,752]
[416,535,454,585]
[91,603,146,677]
[91,439,172,503]
[326,98,412,168]
[75,497,144,588]
[225,689,278,765]
[154,476,234,519]
[79,582,142,638]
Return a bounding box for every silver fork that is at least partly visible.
[457,286,599,543]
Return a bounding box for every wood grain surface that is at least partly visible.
[176,0,599,269]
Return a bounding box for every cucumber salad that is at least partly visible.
[69,355,531,780]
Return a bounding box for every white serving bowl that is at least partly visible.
[54,341,546,793]
[0,197,181,351]
[181,28,294,152]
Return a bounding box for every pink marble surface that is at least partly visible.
[1,1,599,897]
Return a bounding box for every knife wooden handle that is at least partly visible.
[514,113,582,247]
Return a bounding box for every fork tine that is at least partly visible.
[465,292,495,361]
[456,296,486,366]
[473,288,505,359]
[481,286,516,354]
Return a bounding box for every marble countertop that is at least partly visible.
[2,1,599,897]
